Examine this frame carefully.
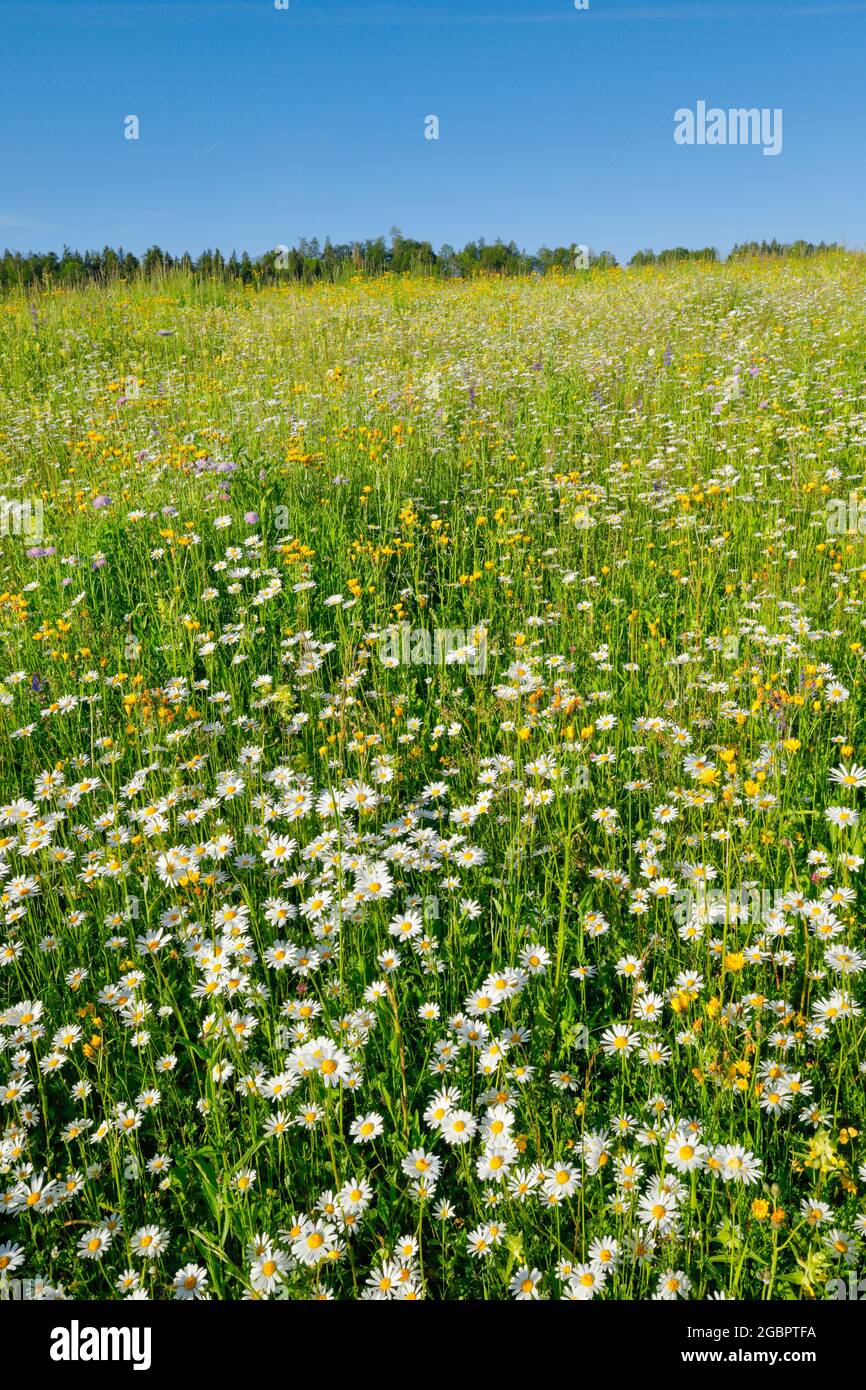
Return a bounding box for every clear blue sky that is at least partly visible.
[1,0,864,262]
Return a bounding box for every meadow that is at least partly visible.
[1,255,865,1301]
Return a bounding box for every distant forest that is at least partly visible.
[0,233,848,289]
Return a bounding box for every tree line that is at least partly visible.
[0,232,847,290]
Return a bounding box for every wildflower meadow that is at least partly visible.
[2,255,866,1304]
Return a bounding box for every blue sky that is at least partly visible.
[1,0,864,262]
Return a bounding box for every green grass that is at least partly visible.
[0,256,865,1300]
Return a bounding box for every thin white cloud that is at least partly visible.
[191,142,222,162]
[0,213,53,232]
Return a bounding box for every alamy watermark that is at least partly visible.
[827,1272,866,1300]
[1,497,43,541]
[827,495,866,536]
[673,886,789,926]
[1,1276,37,1300]
[674,102,782,157]
[50,1320,152,1371]
[377,621,488,674]
[1,1274,65,1300]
